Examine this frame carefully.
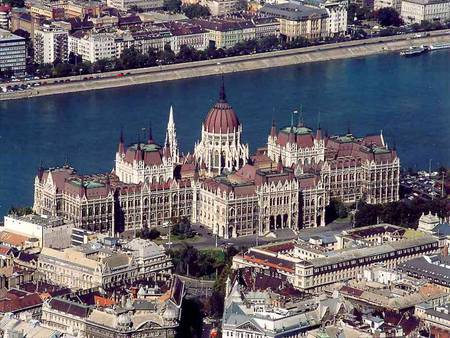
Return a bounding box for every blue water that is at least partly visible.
[0,51,449,216]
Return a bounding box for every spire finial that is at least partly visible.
[317,111,321,129]
[120,127,124,143]
[169,105,174,125]
[147,122,153,144]
[219,74,226,101]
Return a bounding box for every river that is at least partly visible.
[0,50,449,216]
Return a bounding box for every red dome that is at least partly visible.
[203,81,240,134]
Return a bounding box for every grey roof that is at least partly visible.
[260,2,328,21]
[398,255,450,287]
[0,29,26,43]
[425,304,450,322]
[310,235,437,268]
[403,0,450,4]
[432,223,450,237]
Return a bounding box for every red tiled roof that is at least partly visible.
[0,231,29,247]
[0,292,42,313]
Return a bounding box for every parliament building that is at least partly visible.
[33,82,400,239]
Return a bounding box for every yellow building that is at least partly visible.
[260,2,329,41]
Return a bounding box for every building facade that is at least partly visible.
[0,28,26,75]
[34,24,68,64]
[267,121,400,204]
[69,31,117,63]
[33,83,400,239]
[38,245,138,289]
[107,0,164,11]
[401,0,450,23]
[260,2,330,40]
[233,224,444,292]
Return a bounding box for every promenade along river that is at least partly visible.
[0,50,449,216]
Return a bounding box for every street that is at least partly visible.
[165,219,352,250]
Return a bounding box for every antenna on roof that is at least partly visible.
[298,105,303,126]
[64,153,69,167]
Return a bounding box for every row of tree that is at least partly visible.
[354,198,449,228]
[22,35,317,79]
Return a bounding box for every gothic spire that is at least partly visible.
[270,119,277,138]
[118,127,126,154]
[219,74,226,102]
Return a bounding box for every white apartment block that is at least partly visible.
[69,31,117,63]
[107,0,164,11]
[322,0,348,35]
[0,6,10,29]
[201,0,241,16]
[0,28,26,75]
[2,214,72,249]
[34,24,68,64]
[401,0,450,23]
[374,0,402,12]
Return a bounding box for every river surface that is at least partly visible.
[0,51,449,216]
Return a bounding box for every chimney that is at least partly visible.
[442,245,448,257]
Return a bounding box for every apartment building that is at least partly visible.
[201,0,241,16]
[192,15,279,49]
[123,238,173,279]
[107,0,164,11]
[2,214,72,249]
[0,28,26,75]
[233,224,444,292]
[401,0,450,23]
[38,244,137,289]
[0,4,10,29]
[374,0,402,12]
[69,30,117,63]
[34,24,68,63]
[260,2,330,40]
[322,0,348,35]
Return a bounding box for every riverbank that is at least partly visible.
[2,30,450,101]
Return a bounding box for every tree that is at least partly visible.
[3,0,24,7]
[52,62,73,77]
[182,4,210,18]
[159,44,176,64]
[164,0,181,12]
[375,7,403,27]
[8,206,33,216]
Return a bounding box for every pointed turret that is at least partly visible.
[37,160,45,181]
[288,125,296,144]
[277,154,283,173]
[118,128,126,154]
[270,119,277,138]
[168,105,174,127]
[134,135,143,162]
[165,105,179,163]
[316,126,323,141]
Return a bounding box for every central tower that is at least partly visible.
[194,79,249,175]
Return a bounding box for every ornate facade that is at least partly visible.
[194,81,249,176]
[33,82,400,239]
[268,120,400,204]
